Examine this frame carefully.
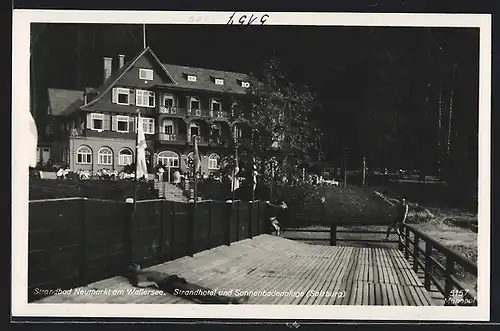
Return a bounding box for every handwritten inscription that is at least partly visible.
[227,12,269,25]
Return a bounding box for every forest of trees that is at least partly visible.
[30,24,480,190]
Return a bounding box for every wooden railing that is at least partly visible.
[283,221,478,306]
[283,222,398,246]
[28,198,268,302]
[397,223,478,306]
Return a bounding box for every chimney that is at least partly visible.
[103,57,113,81]
[118,54,125,69]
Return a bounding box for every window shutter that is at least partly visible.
[129,117,136,133]
[151,119,155,134]
[103,114,111,130]
[86,113,92,129]
[112,115,118,131]
[112,88,118,103]
[129,89,135,105]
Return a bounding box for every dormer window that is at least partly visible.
[215,78,224,85]
[241,81,250,88]
[139,68,154,81]
[187,75,197,82]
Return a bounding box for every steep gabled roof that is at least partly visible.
[83,47,177,109]
[160,64,249,94]
[48,88,84,116]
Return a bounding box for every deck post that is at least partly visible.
[248,201,254,239]
[398,222,404,251]
[256,200,260,235]
[424,241,432,290]
[170,201,176,260]
[444,256,455,306]
[225,200,232,246]
[187,200,195,257]
[207,200,213,249]
[124,198,135,267]
[413,234,420,272]
[329,224,337,246]
[79,198,88,285]
[404,226,410,259]
[236,200,240,242]
[158,200,165,263]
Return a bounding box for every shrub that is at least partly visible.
[29,178,158,201]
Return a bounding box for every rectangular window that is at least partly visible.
[139,68,154,80]
[190,97,200,110]
[115,88,130,105]
[211,99,221,112]
[187,75,197,82]
[164,125,173,134]
[91,113,104,131]
[163,94,175,108]
[142,117,155,135]
[208,159,219,170]
[215,78,224,85]
[136,89,155,108]
[190,126,199,136]
[98,153,112,165]
[116,115,130,132]
[119,154,133,166]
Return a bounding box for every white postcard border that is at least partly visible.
[12,10,491,321]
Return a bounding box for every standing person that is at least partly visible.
[265,200,288,236]
[157,162,165,182]
[385,197,409,241]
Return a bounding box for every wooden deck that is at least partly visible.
[36,234,435,305]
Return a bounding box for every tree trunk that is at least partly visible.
[447,64,457,156]
[76,25,83,88]
[361,154,366,187]
[343,148,348,188]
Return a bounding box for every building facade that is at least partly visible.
[46,47,252,177]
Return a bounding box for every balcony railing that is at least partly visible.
[158,106,228,119]
[155,133,187,143]
[159,106,187,115]
[69,128,136,140]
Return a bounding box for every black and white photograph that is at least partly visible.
[12,10,490,321]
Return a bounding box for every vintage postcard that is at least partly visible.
[12,10,491,321]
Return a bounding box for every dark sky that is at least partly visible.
[32,23,479,104]
[31,23,480,164]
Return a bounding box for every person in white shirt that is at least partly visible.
[56,168,64,179]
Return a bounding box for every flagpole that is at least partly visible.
[193,135,198,206]
[232,144,237,202]
[142,24,147,49]
[132,110,140,214]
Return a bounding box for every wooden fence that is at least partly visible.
[28,198,268,302]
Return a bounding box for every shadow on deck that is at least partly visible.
[36,234,435,306]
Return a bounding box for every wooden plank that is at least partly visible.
[263,245,330,305]
[294,246,345,305]
[300,246,347,305]
[323,246,356,305]
[276,245,336,304]
[385,282,396,306]
[335,247,360,305]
